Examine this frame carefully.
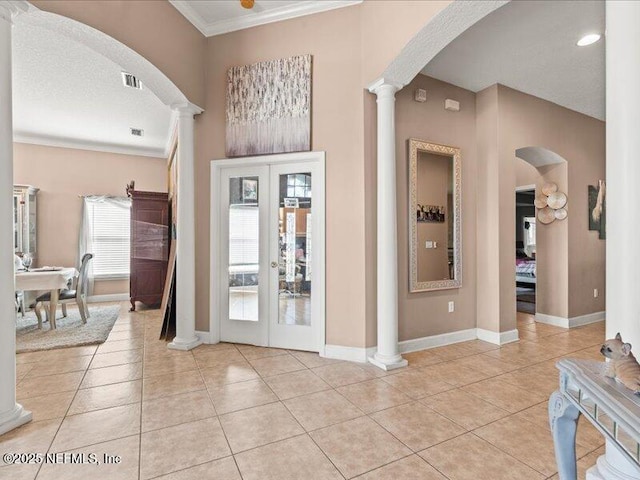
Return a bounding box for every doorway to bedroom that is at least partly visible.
[515,187,536,314]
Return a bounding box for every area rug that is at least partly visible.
[15,304,120,353]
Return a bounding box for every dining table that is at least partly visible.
[15,267,79,330]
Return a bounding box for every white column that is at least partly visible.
[367,79,407,371]
[168,103,204,351]
[588,2,640,479]
[0,1,31,435]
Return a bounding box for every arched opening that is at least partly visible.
[367,0,605,371]
[514,148,569,334]
[2,2,202,435]
[15,6,189,108]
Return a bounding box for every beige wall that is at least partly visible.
[199,6,367,345]
[391,74,478,343]
[534,163,569,318]
[24,1,605,347]
[475,85,501,332]
[24,0,458,348]
[516,158,540,188]
[479,85,606,331]
[32,0,207,107]
[13,143,167,297]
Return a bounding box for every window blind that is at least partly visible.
[89,201,131,276]
[229,205,259,266]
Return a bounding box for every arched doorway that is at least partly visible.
[514,147,569,333]
[0,1,202,435]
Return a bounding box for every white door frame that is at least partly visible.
[210,151,326,351]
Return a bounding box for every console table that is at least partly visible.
[550,359,640,480]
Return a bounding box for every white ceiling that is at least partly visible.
[12,22,173,158]
[170,0,362,36]
[422,0,605,120]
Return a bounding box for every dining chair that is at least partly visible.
[34,253,93,328]
[15,291,25,317]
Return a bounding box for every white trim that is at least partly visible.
[16,7,187,108]
[210,151,326,353]
[13,134,167,159]
[536,311,605,329]
[195,330,213,344]
[87,293,129,303]
[516,184,536,192]
[322,344,376,364]
[381,0,509,86]
[477,328,519,345]
[163,111,179,158]
[93,274,130,281]
[570,311,606,328]
[169,0,362,37]
[398,328,477,353]
[320,327,514,364]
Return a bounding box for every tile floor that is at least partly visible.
[0,304,607,480]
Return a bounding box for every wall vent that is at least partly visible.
[121,72,142,89]
[130,128,144,137]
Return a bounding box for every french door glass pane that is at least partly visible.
[228,176,259,322]
[278,173,312,326]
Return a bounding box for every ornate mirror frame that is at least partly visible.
[409,139,462,292]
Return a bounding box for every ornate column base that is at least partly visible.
[168,334,202,351]
[587,442,640,480]
[368,352,408,371]
[0,404,32,436]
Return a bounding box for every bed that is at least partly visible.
[516,258,536,286]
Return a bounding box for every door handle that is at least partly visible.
[271,261,278,268]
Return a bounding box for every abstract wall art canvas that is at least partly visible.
[588,180,606,239]
[226,54,312,157]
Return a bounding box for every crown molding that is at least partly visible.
[169,0,362,37]
[14,133,167,159]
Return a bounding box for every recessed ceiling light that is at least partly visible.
[577,33,601,47]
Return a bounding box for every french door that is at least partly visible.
[218,158,324,352]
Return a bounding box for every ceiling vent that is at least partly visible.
[130,128,144,137]
[121,72,142,90]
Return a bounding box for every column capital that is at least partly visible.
[367,77,403,96]
[171,101,204,117]
[0,1,28,24]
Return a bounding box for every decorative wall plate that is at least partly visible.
[534,195,548,209]
[554,208,568,220]
[538,206,556,224]
[547,192,567,209]
[542,182,558,196]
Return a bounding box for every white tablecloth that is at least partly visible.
[15,268,78,291]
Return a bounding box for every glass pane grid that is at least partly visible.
[228,177,259,322]
[279,173,312,327]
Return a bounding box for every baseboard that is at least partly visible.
[87,293,129,303]
[322,344,376,363]
[195,330,213,344]
[568,311,606,328]
[398,328,478,353]
[535,313,569,328]
[535,311,605,329]
[324,327,521,363]
[477,328,519,345]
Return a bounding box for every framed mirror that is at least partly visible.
[409,139,461,292]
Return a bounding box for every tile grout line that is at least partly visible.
[10,308,604,480]
[30,305,111,480]
[193,348,244,480]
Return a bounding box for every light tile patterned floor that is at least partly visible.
[0,305,606,479]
